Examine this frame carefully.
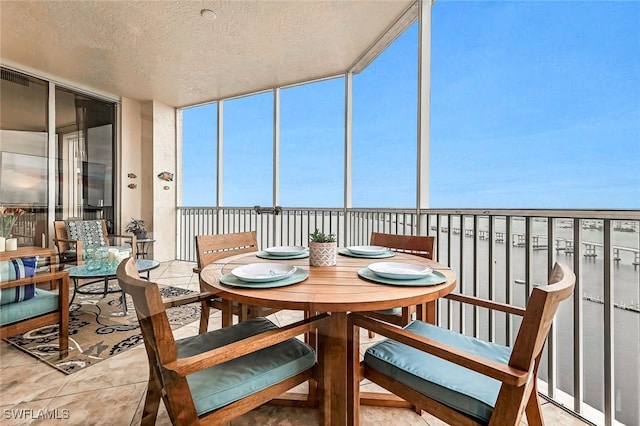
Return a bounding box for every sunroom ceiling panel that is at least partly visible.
[0,0,414,107]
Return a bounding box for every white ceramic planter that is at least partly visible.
[309,241,337,266]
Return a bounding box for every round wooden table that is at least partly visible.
[200,251,457,425]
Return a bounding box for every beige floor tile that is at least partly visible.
[30,382,147,426]
[0,361,71,406]
[0,398,54,426]
[56,347,148,396]
[360,405,429,425]
[0,342,42,368]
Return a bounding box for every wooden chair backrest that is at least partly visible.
[117,258,197,422]
[195,231,259,270]
[509,262,575,372]
[116,257,178,371]
[53,219,108,252]
[370,232,435,260]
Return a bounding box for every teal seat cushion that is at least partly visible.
[373,307,402,315]
[0,289,58,326]
[177,317,315,415]
[364,320,512,424]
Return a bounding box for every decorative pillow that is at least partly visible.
[0,256,39,305]
[65,220,106,247]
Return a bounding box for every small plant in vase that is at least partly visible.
[309,229,337,266]
[125,218,148,240]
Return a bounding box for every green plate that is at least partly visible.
[338,248,395,259]
[358,268,446,286]
[220,268,309,288]
[256,251,309,260]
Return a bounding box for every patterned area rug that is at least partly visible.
[4,282,200,374]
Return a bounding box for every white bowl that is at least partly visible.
[231,263,297,282]
[367,262,433,280]
[346,245,387,255]
[263,246,307,256]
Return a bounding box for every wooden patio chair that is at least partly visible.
[116,257,329,425]
[53,219,135,265]
[362,232,436,337]
[194,232,281,333]
[0,266,70,358]
[347,262,575,426]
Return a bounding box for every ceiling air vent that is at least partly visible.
[1,69,30,87]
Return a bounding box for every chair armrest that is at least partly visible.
[53,238,83,253]
[162,292,215,309]
[164,313,330,376]
[0,269,70,289]
[53,237,79,245]
[444,293,526,317]
[108,233,134,240]
[349,313,530,387]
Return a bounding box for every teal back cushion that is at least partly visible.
[65,220,106,246]
[0,256,39,305]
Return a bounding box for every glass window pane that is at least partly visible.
[281,78,344,207]
[182,103,217,206]
[353,23,418,208]
[223,92,273,206]
[55,87,115,226]
[0,69,48,245]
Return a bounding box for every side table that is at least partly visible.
[127,238,156,259]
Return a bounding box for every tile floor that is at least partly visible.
[0,261,590,425]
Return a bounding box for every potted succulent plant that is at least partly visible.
[125,218,148,240]
[308,228,337,266]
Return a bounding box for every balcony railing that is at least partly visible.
[177,206,639,426]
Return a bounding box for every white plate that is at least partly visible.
[263,246,307,256]
[230,263,297,282]
[367,262,433,280]
[347,245,388,255]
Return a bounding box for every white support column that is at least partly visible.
[416,0,432,232]
[272,88,281,247]
[47,82,56,247]
[273,87,280,207]
[216,101,224,233]
[344,72,353,244]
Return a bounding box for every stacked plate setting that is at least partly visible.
[367,262,433,280]
[345,245,387,256]
[230,263,297,283]
[263,246,307,257]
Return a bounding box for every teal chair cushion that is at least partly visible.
[373,307,402,315]
[364,320,512,424]
[177,317,316,415]
[0,289,58,326]
[65,220,107,246]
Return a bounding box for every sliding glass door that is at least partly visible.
[0,67,116,245]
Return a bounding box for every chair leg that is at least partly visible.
[347,320,361,426]
[368,330,375,339]
[141,367,162,426]
[239,304,250,322]
[221,299,233,328]
[199,300,210,334]
[525,384,544,426]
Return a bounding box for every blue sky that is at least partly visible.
[182,0,639,209]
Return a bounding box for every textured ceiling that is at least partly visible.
[1,0,415,108]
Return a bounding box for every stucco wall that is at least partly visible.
[139,101,176,262]
[120,98,176,262]
[119,98,142,234]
